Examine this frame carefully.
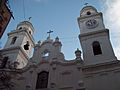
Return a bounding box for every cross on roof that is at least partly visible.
[47,30,53,38]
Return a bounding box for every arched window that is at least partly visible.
[36,71,49,89]
[11,36,17,45]
[92,41,102,55]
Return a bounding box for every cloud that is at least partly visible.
[103,0,120,59]
[104,0,120,30]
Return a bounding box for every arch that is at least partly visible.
[18,26,22,30]
[92,41,102,55]
[11,36,17,45]
[36,71,49,89]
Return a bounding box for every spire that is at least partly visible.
[53,36,62,46]
[53,37,62,51]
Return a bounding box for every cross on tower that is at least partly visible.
[28,17,32,21]
[84,3,88,6]
[47,30,53,38]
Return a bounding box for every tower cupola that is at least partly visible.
[78,5,105,34]
[16,21,34,35]
[53,37,62,49]
[80,6,97,17]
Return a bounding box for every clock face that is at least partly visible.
[85,19,98,29]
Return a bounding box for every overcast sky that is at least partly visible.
[1,0,120,60]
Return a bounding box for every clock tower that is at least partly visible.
[77,6,117,65]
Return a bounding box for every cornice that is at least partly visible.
[8,29,35,46]
[1,46,29,60]
[78,12,102,21]
[82,60,120,73]
[79,29,109,38]
[11,59,84,73]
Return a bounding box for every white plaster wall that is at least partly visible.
[83,65,120,90]
[79,30,116,65]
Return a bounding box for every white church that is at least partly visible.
[0,5,120,90]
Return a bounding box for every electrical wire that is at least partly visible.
[22,0,26,20]
[60,36,78,40]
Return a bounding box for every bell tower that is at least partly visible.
[1,21,35,68]
[77,6,117,65]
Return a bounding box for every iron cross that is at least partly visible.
[47,30,53,38]
[84,3,88,6]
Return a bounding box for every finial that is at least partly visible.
[75,48,81,60]
[55,36,59,41]
[47,30,53,39]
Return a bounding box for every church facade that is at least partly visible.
[0,5,120,90]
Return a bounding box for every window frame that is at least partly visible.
[10,36,17,45]
[36,71,49,89]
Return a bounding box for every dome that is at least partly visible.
[80,6,98,17]
[16,21,35,34]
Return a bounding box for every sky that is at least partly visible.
[0,0,120,60]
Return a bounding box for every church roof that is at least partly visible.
[80,5,98,17]
[81,5,97,12]
[16,21,35,32]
